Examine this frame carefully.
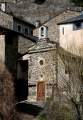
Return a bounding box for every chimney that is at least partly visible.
[35,20,41,28]
[0,2,6,12]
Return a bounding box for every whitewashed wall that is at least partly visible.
[59,24,73,38]
[0,35,5,62]
[59,24,83,56]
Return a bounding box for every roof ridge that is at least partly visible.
[35,6,82,28]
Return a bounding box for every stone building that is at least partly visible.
[0,1,83,119]
[0,2,35,73]
[33,8,81,94]
[19,25,57,102]
[0,0,83,104]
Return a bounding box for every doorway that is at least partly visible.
[16,60,28,101]
[37,81,45,101]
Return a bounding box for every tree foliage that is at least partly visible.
[38,100,76,120]
[70,0,83,6]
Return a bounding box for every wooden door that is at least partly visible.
[37,81,45,101]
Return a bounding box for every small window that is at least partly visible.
[65,69,68,74]
[73,22,81,30]
[28,86,36,96]
[41,27,44,36]
[75,22,81,28]
[31,30,33,35]
[62,27,64,35]
[40,74,43,78]
[17,25,21,32]
[25,28,28,35]
[39,60,44,65]
[29,29,33,36]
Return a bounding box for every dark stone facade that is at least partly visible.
[20,38,57,101]
[5,32,18,76]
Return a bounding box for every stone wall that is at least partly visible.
[0,11,13,30]
[18,36,34,54]
[28,49,57,101]
[28,50,56,83]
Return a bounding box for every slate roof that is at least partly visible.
[2,0,83,25]
[58,14,83,25]
[28,38,56,53]
[0,1,82,25]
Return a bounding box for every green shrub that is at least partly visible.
[70,0,83,6]
[38,101,76,120]
[60,105,75,120]
[38,112,47,120]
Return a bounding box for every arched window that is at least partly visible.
[39,60,44,65]
[62,27,64,35]
[39,25,48,39]
[41,27,44,36]
[31,30,33,35]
